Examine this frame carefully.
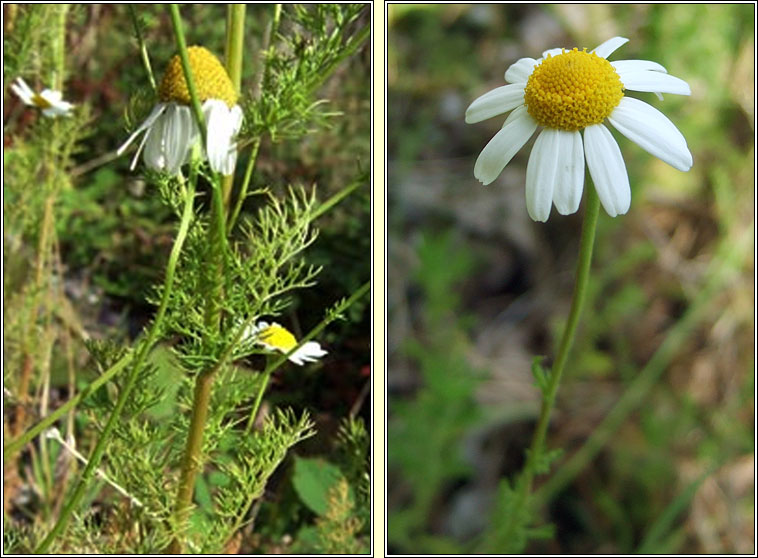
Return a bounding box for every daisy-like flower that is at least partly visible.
[117,46,243,175]
[466,36,693,221]
[247,321,327,366]
[11,77,74,118]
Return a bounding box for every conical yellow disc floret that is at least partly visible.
[524,48,624,131]
[259,324,297,351]
[158,46,238,108]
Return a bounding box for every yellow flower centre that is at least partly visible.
[259,324,297,351]
[32,93,52,109]
[524,48,624,131]
[158,46,238,109]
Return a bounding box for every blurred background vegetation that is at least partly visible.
[3,4,369,553]
[387,4,754,554]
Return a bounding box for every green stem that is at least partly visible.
[534,223,752,506]
[492,184,600,552]
[168,369,215,554]
[224,4,245,94]
[52,5,68,90]
[311,171,368,221]
[128,5,157,92]
[167,4,207,146]
[227,4,281,232]
[522,183,600,494]
[35,180,196,553]
[221,4,246,212]
[227,137,261,232]
[4,352,134,460]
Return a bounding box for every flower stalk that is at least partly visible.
[221,4,246,211]
[522,181,600,494]
[167,5,241,552]
[36,178,197,553]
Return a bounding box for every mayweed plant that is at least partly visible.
[4,4,369,555]
[466,36,692,552]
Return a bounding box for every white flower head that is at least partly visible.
[117,46,243,176]
[246,321,327,366]
[466,37,693,221]
[11,77,73,118]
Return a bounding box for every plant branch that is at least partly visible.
[35,179,197,553]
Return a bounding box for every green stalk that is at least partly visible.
[221,4,246,212]
[167,5,207,146]
[4,352,134,459]
[522,184,600,494]
[311,171,368,220]
[52,4,68,90]
[128,5,157,92]
[35,180,196,553]
[492,183,600,550]
[167,7,235,551]
[227,137,261,231]
[534,224,752,506]
[227,4,281,232]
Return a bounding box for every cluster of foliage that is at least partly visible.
[4,4,370,554]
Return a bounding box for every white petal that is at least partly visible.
[525,129,560,222]
[552,130,585,215]
[11,78,35,104]
[230,105,244,134]
[204,100,238,175]
[612,60,667,74]
[143,112,168,171]
[163,105,193,174]
[542,47,564,58]
[473,106,537,185]
[618,70,691,96]
[289,341,327,365]
[583,124,631,217]
[42,105,72,118]
[40,89,63,103]
[591,36,629,59]
[607,97,692,172]
[465,84,525,124]
[10,83,30,104]
[504,57,538,84]
[117,104,167,156]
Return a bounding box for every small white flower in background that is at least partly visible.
[117,46,243,176]
[247,321,327,366]
[466,36,693,222]
[11,77,74,118]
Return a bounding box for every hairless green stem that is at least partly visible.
[128,5,157,92]
[221,4,246,211]
[523,184,600,493]
[228,4,281,231]
[35,179,197,553]
[166,6,234,552]
[495,182,600,547]
[4,351,134,459]
[534,224,751,506]
[167,4,207,146]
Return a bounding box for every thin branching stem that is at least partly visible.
[36,179,197,553]
[221,4,246,212]
[128,5,157,92]
[496,183,600,548]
